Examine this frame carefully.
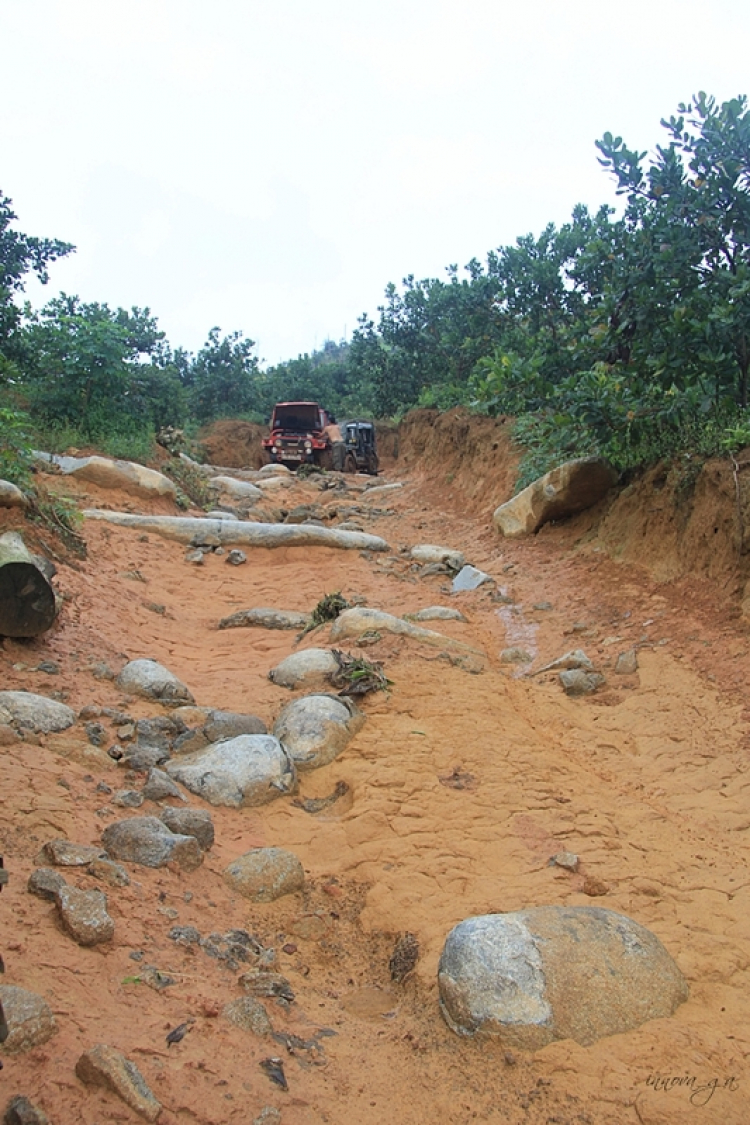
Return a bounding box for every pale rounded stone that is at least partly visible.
[268,649,339,690]
[273,694,363,770]
[115,659,194,706]
[0,692,75,733]
[410,544,465,570]
[224,848,304,902]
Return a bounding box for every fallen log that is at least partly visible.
[0,532,58,637]
[82,511,390,552]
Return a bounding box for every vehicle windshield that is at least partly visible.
[272,403,323,432]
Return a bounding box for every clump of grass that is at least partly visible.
[163,457,214,509]
[296,591,350,642]
[330,649,390,697]
[27,486,87,559]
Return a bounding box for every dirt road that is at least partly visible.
[1,451,749,1125]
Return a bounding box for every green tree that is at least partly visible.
[0,190,73,377]
[190,328,260,422]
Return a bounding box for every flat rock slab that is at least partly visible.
[223,996,272,1035]
[42,840,107,866]
[494,457,618,538]
[101,817,204,870]
[165,735,296,807]
[116,659,195,706]
[330,607,485,663]
[35,452,176,500]
[410,544,465,570]
[224,848,305,902]
[218,608,310,632]
[273,694,363,770]
[75,1044,161,1122]
[0,692,75,733]
[82,511,390,551]
[55,885,115,946]
[451,565,494,592]
[438,907,688,1048]
[0,986,57,1054]
[405,606,468,623]
[268,648,339,690]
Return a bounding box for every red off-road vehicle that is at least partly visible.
[262,401,335,470]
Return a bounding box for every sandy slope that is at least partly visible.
[1,453,750,1125]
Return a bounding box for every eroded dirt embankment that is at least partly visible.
[2,417,750,1125]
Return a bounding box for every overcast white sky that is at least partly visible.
[3,0,750,365]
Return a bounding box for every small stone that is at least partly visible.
[142,768,185,802]
[253,1108,281,1125]
[224,849,305,903]
[3,1094,50,1124]
[159,807,214,851]
[226,549,247,566]
[168,925,201,947]
[116,659,194,707]
[55,885,115,946]
[112,789,144,809]
[90,661,116,681]
[0,724,20,746]
[582,876,610,897]
[36,661,59,676]
[86,722,107,746]
[532,602,553,611]
[88,858,131,887]
[185,549,204,564]
[451,565,494,593]
[550,851,579,872]
[203,710,268,741]
[118,745,169,770]
[75,1044,161,1122]
[559,669,606,696]
[41,840,106,867]
[27,868,67,901]
[223,997,272,1035]
[95,781,112,794]
[615,649,639,675]
[0,986,57,1054]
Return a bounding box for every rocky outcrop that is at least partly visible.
[438,907,688,1048]
[493,458,618,538]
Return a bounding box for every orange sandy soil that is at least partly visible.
[2,435,750,1125]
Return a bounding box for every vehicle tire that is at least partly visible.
[344,452,357,474]
[366,451,379,475]
[316,449,334,472]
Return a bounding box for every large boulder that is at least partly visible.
[273,694,363,770]
[493,458,618,538]
[36,452,176,500]
[165,735,296,807]
[0,692,75,733]
[101,817,204,870]
[0,480,28,508]
[116,659,195,706]
[438,907,688,1048]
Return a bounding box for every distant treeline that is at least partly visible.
[2,92,750,484]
